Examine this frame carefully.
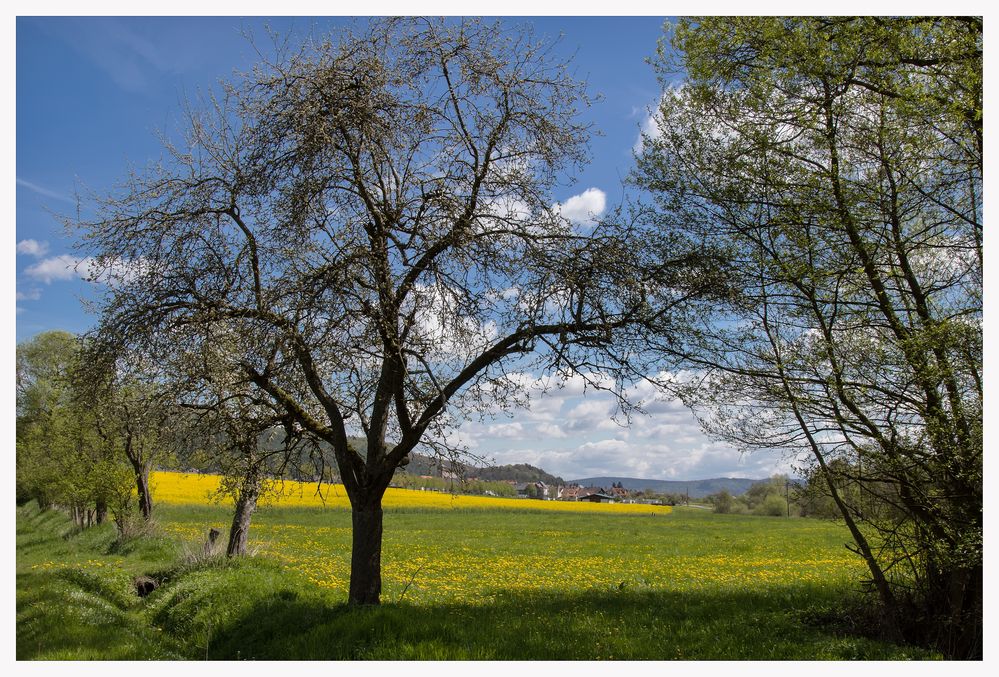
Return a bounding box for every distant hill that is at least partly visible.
[395,452,777,496]
[474,463,564,485]
[398,452,563,485]
[568,476,776,498]
[237,435,779,497]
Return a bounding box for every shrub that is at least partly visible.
[755,494,788,517]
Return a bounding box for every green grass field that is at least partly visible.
[15,501,939,660]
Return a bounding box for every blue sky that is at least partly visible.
[14,15,803,482]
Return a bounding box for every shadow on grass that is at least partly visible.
[16,570,184,660]
[199,587,935,660]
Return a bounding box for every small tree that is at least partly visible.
[711,490,734,514]
[79,351,175,524]
[175,378,327,558]
[16,331,133,527]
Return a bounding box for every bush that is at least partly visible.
[755,494,788,517]
[712,490,734,514]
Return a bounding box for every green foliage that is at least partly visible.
[636,16,982,656]
[755,494,788,518]
[708,476,798,517]
[15,502,184,659]
[711,490,734,514]
[474,463,564,485]
[16,331,135,526]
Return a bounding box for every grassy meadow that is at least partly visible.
[16,472,939,660]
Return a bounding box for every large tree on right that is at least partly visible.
[634,17,981,658]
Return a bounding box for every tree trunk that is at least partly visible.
[123,433,153,521]
[348,499,385,605]
[95,499,108,525]
[131,462,153,521]
[227,472,261,557]
[36,492,51,511]
[926,561,982,658]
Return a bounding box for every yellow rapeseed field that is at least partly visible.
[151,470,673,516]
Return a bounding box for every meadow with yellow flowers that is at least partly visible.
[15,471,938,660]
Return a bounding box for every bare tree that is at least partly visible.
[79,18,712,604]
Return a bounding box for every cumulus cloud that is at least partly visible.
[633,85,687,155]
[554,187,606,227]
[535,422,568,439]
[453,368,802,481]
[86,256,151,286]
[23,254,148,286]
[434,366,800,482]
[486,422,525,439]
[482,195,532,223]
[407,283,500,360]
[24,255,87,283]
[16,239,50,257]
[634,107,662,155]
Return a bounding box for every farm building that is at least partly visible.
[580,492,616,503]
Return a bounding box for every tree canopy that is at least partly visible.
[633,16,982,657]
[79,17,714,605]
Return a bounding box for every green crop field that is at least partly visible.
[15,500,938,660]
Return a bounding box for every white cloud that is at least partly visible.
[482,195,532,223]
[486,422,525,439]
[16,239,50,257]
[554,187,606,227]
[535,422,568,439]
[86,256,151,286]
[453,369,802,482]
[633,86,686,155]
[407,283,500,360]
[22,254,147,286]
[24,255,87,283]
[442,367,801,482]
[634,107,662,155]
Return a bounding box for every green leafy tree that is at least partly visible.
[634,17,981,657]
[710,489,734,514]
[16,331,133,528]
[78,350,176,525]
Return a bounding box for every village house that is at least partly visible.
[580,492,616,503]
[609,485,630,499]
[514,481,549,499]
[560,485,584,501]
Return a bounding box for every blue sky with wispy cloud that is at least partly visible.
[15,15,802,482]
